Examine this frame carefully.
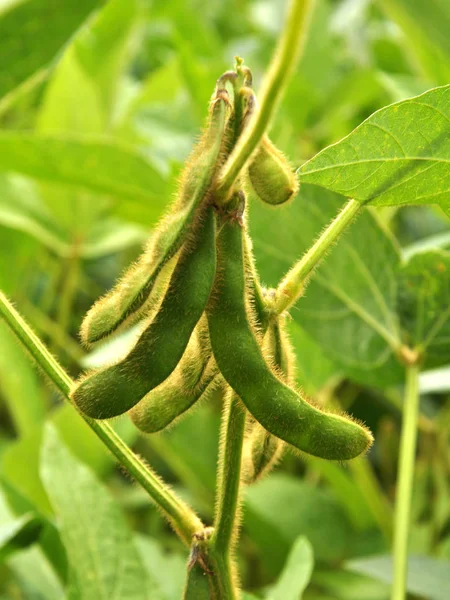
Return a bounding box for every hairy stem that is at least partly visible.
[216,0,316,200]
[274,198,361,314]
[392,363,420,600]
[209,393,247,599]
[0,291,203,546]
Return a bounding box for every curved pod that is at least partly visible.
[207,219,373,460]
[72,206,217,419]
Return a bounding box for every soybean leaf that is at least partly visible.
[40,424,154,600]
[0,132,167,203]
[0,512,43,562]
[0,0,99,109]
[250,185,404,388]
[183,563,210,600]
[0,486,64,600]
[244,473,354,579]
[346,554,450,600]
[135,535,186,600]
[378,0,450,85]
[269,536,314,600]
[37,0,140,133]
[0,321,47,436]
[398,250,450,367]
[298,85,450,209]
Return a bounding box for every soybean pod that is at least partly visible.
[129,319,221,433]
[245,320,292,483]
[207,217,373,460]
[80,87,231,345]
[247,135,299,206]
[71,205,217,419]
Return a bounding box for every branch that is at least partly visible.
[0,291,203,547]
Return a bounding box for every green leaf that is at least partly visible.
[183,564,210,600]
[378,0,450,85]
[0,0,100,110]
[0,132,167,203]
[346,554,450,600]
[269,536,314,600]
[398,250,450,367]
[0,321,47,436]
[0,512,43,562]
[298,85,450,209]
[40,424,154,600]
[250,186,404,388]
[135,535,186,600]
[244,473,354,579]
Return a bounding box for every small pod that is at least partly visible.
[129,319,220,433]
[80,89,231,345]
[71,206,217,419]
[206,217,373,461]
[247,135,299,206]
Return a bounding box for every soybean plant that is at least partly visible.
[0,0,401,598]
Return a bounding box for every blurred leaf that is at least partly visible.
[313,568,390,600]
[0,321,47,436]
[346,554,450,600]
[0,174,69,255]
[40,424,154,600]
[0,486,64,600]
[0,132,167,204]
[269,536,314,600]
[0,512,43,562]
[287,320,338,396]
[378,0,450,84]
[250,185,403,388]
[0,0,99,111]
[299,85,450,209]
[244,473,354,579]
[6,547,65,600]
[135,535,186,600]
[398,250,450,367]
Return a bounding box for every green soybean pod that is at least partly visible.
[247,135,299,206]
[80,88,231,346]
[207,218,373,461]
[129,318,221,433]
[244,321,291,483]
[71,205,217,419]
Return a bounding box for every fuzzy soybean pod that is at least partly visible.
[247,135,299,206]
[207,218,373,460]
[244,320,292,483]
[71,206,217,419]
[80,89,231,346]
[129,319,221,433]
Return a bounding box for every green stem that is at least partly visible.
[392,363,420,600]
[216,0,316,200]
[275,198,361,314]
[0,291,203,547]
[209,393,247,599]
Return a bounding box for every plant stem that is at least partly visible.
[391,363,420,600]
[209,393,247,599]
[0,291,203,546]
[275,198,361,314]
[216,0,316,200]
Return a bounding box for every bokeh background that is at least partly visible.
[0,0,449,598]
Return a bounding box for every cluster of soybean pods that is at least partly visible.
[72,62,372,477]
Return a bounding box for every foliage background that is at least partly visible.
[0,0,449,598]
